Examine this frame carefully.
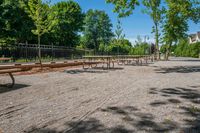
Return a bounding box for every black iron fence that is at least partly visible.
[0,43,94,62]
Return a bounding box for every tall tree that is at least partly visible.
[83,9,113,53]
[20,0,56,65]
[99,12,114,45]
[115,18,125,40]
[142,0,163,60]
[115,18,125,55]
[162,0,199,60]
[51,1,84,47]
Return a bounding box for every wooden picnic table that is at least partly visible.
[116,55,153,65]
[83,56,115,69]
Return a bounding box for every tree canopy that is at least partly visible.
[83,9,113,53]
[51,1,84,47]
[106,0,139,17]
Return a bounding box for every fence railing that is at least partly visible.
[0,43,94,62]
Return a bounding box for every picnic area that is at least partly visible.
[0,57,200,133]
[1,0,200,133]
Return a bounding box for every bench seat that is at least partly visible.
[0,68,22,74]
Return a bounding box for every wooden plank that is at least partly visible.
[0,68,22,74]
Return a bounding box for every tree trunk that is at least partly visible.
[155,22,160,60]
[165,43,172,61]
[38,35,42,69]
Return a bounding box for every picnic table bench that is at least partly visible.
[0,60,90,87]
[83,56,115,69]
[117,55,153,65]
[0,58,16,87]
[0,68,23,88]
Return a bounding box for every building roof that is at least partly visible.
[189,34,197,42]
[197,32,200,39]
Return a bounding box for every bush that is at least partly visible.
[174,40,200,58]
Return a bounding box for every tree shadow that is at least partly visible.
[26,118,135,133]
[0,84,30,94]
[181,106,200,132]
[160,87,200,101]
[25,105,178,133]
[149,86,200,133]
[169,58,200,62]
[150,101,168,107]
[100,106,177,132]
[64,67,124,74]
[64,69,108,74]
[155,66,200,74]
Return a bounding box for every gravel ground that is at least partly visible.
[0,57,200,133]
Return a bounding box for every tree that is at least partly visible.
[108,39,132,55]
[51,1,84,47]
[115,18,125,40]
[20,0,56,65]
[0,0,5,39]
[106,0,139,17]
[83,9,113,53]
[98,11,114,45]
[142,0,163,60]
[114,18,125,55]
[0,0,35,43]
[192,2,200,23]
[162,0,196,60]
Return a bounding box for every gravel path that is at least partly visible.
[0,57,200,133]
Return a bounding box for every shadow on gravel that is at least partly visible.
[169,59,200,62]
[155,66,200,74]
[0,84,30,94]
[26,106,177,133]
[100,106,177,132]
[23,87,200,133]
[64,68,124,74]
[64,69,108,74]
[149,86,200,132]
[26,118,134,133]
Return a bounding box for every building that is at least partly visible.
[189,31,200,44]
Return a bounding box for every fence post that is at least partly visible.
[26,41,28,62]
[51,43,54,61]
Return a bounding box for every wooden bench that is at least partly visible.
[0,68,22,88]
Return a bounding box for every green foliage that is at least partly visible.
[19,0,56,37]
[115,18,125,40]
[0,0,35,43]
[83,9,113,52]
[174,40,200,58]
[107,39,132,55]
[106,0,139,17]
[190,1,200,23]
[161,0,197,60]
[50,1,84,47]
[19,0,57,64]
[130,42,150,55]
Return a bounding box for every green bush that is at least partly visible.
[174,40,200,58]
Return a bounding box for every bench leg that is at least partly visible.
[8,73,15,88]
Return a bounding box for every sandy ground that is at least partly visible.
[0,57,200,133]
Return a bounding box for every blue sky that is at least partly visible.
[52,0,200,44]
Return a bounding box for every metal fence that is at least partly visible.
[0,43,94,62]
